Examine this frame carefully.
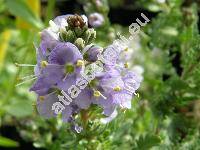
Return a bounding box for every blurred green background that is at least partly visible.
[1,0,200,149]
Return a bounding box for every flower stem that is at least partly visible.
[81,109,90,130]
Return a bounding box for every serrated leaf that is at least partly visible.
[134,134,161,150]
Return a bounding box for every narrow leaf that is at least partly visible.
[5,0,43,29]
[0,136,19,147]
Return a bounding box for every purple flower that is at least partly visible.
[111,70,141,108]
[53,15,72,29]
[30,65,64,95]
[30,14,142,125]
[101,45,120,67]
[36,92,72,122]
[94,67,141,111]
[49,42,82,65]
[74,88,93,109]
[30,42,83,95]
[92,92,116,116]
[100,109,118,124]
[88,13,104,28]
[39,39,58,56]
[56,75,93,109]
[83,45,102,62]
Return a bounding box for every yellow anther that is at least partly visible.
[16,77,22,82]
[32,102,36,106]
[113,86,121,91]
[39,96,45,101]
[134,93,140,98]
[93,90,101,97]
[41,61,48,68]
[38,32,42,37]
[124,62,129,68]
[120,108,127,113]
[76,60,84,67]
[124,47,129,52]
[15,63,19,67]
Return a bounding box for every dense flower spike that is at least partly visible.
[30,14,142,126]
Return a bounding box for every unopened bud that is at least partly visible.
[89,13,104,28]
[59,29,68,42]
[66,30,76,42]
[67,15,86,29]
[74,38,85,50]
[83,45,102,62]
[84,28,96,45]
[74,27,83,37]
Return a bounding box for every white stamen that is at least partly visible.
[15,77,37,87]
[20,74,37,80]
[134,92,140,98]
[100,93,107,99]
[47,64,64,67]
[49,20,59,32]
[63,74,68,81]
[15,63,36,67]
[120,104,124,108]
[93,89,107,100]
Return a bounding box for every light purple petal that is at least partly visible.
[37,93,58,118]
[100,109,118,124]
[48,42,83,65]
[62,106,72,122]
[112,90,132,109]
[56,73,77,91]
[30,65,64,93]
[74,88,92,109]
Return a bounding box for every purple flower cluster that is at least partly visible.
[30,14,142,124]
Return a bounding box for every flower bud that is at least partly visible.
[84,28,96,44]
[66,30,76,42]
[67,15,86,29]
[74,38,85,50]
[59,29,68,42]
[59,29,76,42]
[74,27,83,37]
[89,13,104,28]
[83,45,102,62]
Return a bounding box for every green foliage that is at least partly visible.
[134,134,161,150]
[0,136,19,147]
[5,0,43,29]
[5,100,33,117]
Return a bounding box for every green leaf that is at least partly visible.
[5,0,43,29]
[44,0,56,26]
[0,136,19,147]
[5,100,33,118]
[134,134,161,150]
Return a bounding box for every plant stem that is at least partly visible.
[81,109,89,130]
